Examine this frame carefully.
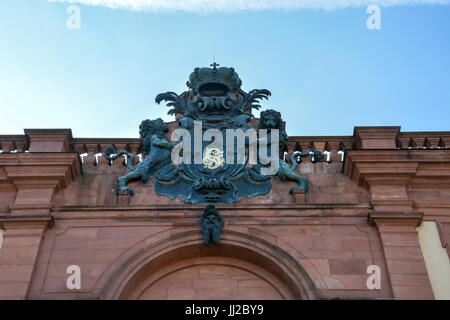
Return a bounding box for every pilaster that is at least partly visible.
[369,211,434,299]
[0,150,81,299]
[0,216,53,299]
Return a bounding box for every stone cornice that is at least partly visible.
[0,153,81,187]
[0,153,81,214]
[344,149,450,213]
[55,203,371,211]
[343,149,450,187]
[52,203,372,220]
[368,211,424,227]
[8,204,53,215]
[414,202,450,209]
[0,214,54,230]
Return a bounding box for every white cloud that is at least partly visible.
[48,0,450,13]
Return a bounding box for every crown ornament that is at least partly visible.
[186,63,242,96]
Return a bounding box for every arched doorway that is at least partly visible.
[125,256,289,299]
[102,230,316,300]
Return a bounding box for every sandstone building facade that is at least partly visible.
[1,65,450,300]
[1,126,449,300]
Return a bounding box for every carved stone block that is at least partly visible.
[292,188,306,203]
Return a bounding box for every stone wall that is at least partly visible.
[0,126,449,299]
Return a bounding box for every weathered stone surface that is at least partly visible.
[0,126,449,300]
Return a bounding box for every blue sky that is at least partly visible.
[0,0,449,138]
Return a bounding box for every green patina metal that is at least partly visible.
[198,205,224,245]
[104,65,323,204]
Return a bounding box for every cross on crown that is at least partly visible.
[210,61,220,71]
